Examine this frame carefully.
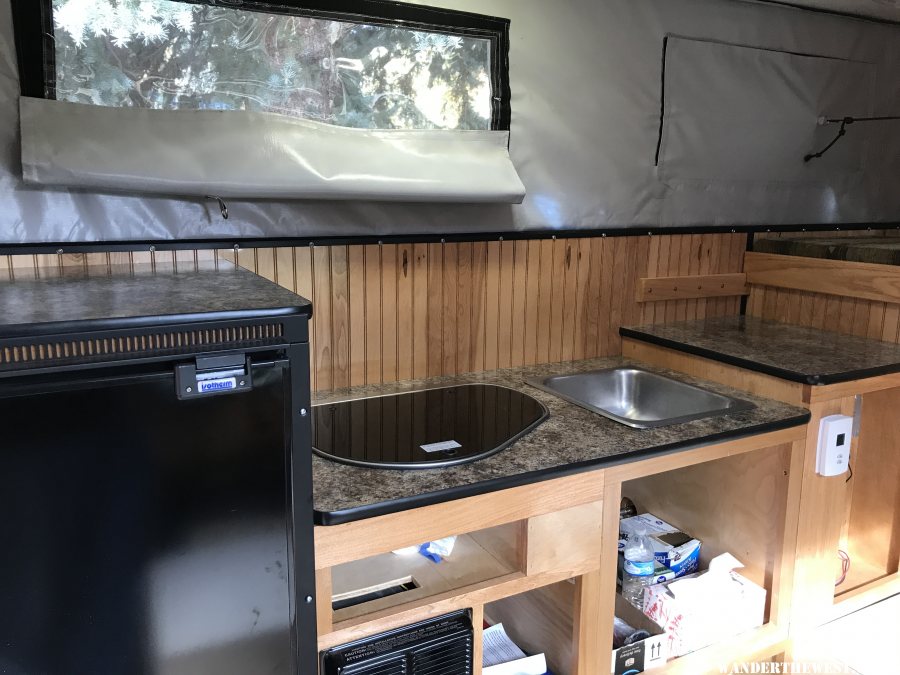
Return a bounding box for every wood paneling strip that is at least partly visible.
[5,233,748,392]
[746,252,900,304]
[498,240,515,369]
[313,245,333,392]
[331,246,350,389]
[637,273,749,302]
[396,245,414,382]
[381,244,399,384]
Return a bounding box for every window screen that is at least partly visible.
[16,0,511,131]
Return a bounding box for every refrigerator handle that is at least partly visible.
[175,353,254,400]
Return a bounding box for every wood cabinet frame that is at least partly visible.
[313,423,806,674]
[624,337,900,654]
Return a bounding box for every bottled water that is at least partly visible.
[622,528,656,609]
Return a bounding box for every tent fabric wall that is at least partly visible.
[0,0,899,244]
[657,36,876,186]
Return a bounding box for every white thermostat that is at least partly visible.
[816,414,853,477]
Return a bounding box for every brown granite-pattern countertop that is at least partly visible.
[621,316,900,385]
[0,261,311,339]
[312,357,809,524]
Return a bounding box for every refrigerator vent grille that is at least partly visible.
[344,655,408,674]
[411,635,473,675]
[320,611,472,675]
[0,323,284,372]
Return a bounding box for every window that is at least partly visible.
[13,0,511,131]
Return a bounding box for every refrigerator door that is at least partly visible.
[0,358,309,675]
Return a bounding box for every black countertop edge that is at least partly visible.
[618,327,900,386]
[0,306,311,341]
[313,410,811,526]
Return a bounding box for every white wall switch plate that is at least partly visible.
[817,414,853,477]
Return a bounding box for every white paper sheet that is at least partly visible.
[483,654,547,675]
[482,623,547,675]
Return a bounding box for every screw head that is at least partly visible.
[305,595,314,604]
[149,245,156,253]
[186,387,192,393]
[300,408,308,417]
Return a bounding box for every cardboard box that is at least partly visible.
[618,513,701,578]
[612,593,668,674]
[642,553,767,658]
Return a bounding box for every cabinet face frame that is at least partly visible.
[313,424,805,674]
[314,470,606,655]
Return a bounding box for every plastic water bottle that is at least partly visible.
[622,528,656,609]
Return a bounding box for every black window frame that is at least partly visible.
[11,0,512,131]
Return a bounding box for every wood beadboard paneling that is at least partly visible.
[746,230,900,345]
[1,233,746,391]
[747,285,900,344]
[745,252,900,305]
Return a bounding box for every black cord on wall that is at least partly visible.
[805,116,900,162]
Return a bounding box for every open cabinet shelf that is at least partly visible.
[330,522,523,624]
[831,386,900,611]
[484,579,580,675]
[313,471,607,662]
[610,440,798,672]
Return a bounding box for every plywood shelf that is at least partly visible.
[330,523,522,624]
[661,623,788,675]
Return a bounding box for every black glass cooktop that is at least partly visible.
[312,384,548,469]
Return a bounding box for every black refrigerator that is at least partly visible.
[0,262,318,675]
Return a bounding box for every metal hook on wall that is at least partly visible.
[206,195,229,220]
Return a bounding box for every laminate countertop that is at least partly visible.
[312,357,809,525]
[621,316,900,385]
[0,261,311,338]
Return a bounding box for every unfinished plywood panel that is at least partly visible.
[841,387,900,592]
[485,580,577,675]
[621,444,793,597]
[5,232,746,391]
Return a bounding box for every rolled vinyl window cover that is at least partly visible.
[19,97,526,203]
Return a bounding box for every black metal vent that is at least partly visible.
[411,633,474,674]
[0,322,285,373]
[320,611,472,675]
[343,655,408,675]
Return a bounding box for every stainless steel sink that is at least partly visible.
[526,366,754,428]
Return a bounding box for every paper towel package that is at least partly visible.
[618,513,701,577]
[642,553,767,658]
